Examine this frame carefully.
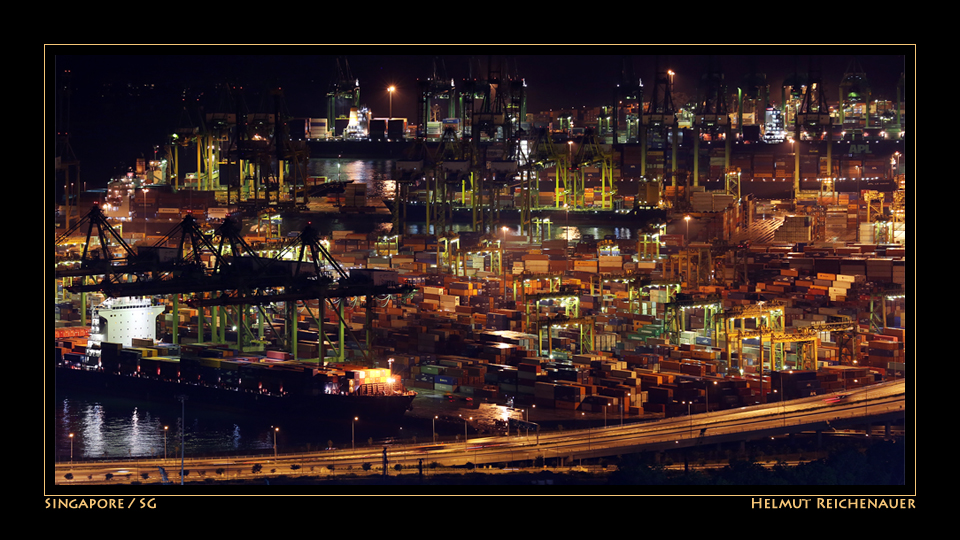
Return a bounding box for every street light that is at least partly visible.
[352,417,358,451]
[459,415,472,449]
[163,426,168,461]
[178,395,187,485]
[622,393,628,426]
[706,380,717,414]
[142,188,149,236]
[69,433,74,463]
[388,86,395,120]
[273,426,279,460]
[582,412,591,451]
[433,415,438,443]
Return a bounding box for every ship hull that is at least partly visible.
[55,366,416,423]
[383,200,667,227]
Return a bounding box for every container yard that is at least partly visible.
[53,52,909,461]
[55,192,909,425]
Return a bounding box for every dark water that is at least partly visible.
[305,157,641,242]
[52,388,434,461]
[50,388,539,461]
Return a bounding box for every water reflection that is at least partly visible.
[54,393,276,460]
[304,158,642,241]
[308,158,397,199]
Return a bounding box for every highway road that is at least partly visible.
[52,380,906,485]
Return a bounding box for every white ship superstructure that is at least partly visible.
[88,296,165,351]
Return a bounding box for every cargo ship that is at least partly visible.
[382,198,667,227]
[54,297,416,423]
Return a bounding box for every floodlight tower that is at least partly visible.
[327,57,360,138]
[417,57,457,130]
[614,56,643,144]
[640,57,678,188]
[692,56,729,189]
[838,58,871,139]
[793,58,832,200]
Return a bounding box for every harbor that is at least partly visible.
[52,52,909,474]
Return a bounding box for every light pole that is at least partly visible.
[433,415,438,444]
[703,380,712,413]
[163,426,168,461]
[459,415,471,449]
[580,412,592,452]
[352,417,358,451]
[684,215,692,282]
[388,86,395,120]
[69,433,74,463]
[273,426,279,460]
[854,164,864,242]
[622,393,628,426]
[780,375,786,426]
[177,394,187,485]
[142,188,149,236]
[388,358,395,394]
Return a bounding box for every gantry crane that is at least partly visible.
[769,318,859,371]
[522,127,567,213]
[860,283,905,334]
[613,56,643,144]
[272,88,311,210]
[640,57,679,186]
[569,130,616,210]
[394,139,434,235]
[721,300,786,382]
[692,56,730,189]
[513,270,564,307]
[433,126,473,235]
[61,210,414,363]
[735,62,770,142]
[417,57,458,130]
[56,205,141,327]
[535,314,595,357]
[525,284,591,355]
[890,177,905,245]
[838,58,871,139]
[56,67,82,231]
[863,190,889,243]
[663,293,724,348]
[792,57,833,200]
[327,57,360,138]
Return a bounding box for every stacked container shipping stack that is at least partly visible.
[773,215,812,243]
[177,194,906,422]
[598,255,624,274]
[339,182,368,209]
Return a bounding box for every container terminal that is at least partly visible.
[53,55,909,432]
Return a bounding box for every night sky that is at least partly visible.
[49,45,910,188]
